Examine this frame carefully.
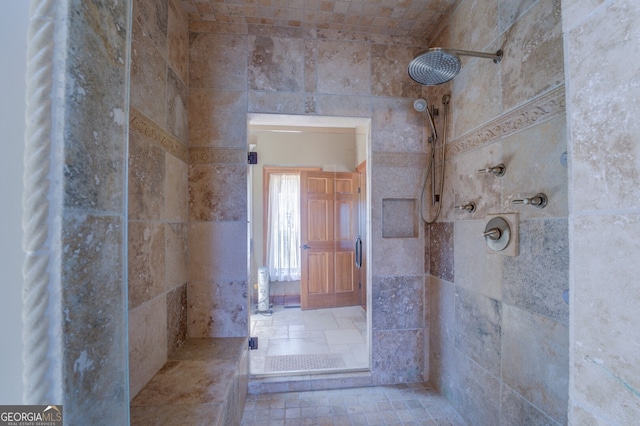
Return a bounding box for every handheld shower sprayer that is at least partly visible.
[414,98,437,142]
[417,94,450,224]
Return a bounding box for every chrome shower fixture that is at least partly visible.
[413,98,438,142]
[408,48,503,86]
[455,202,476,213]
[478,163,506,177]
[512,193,547,208]
[413,98,428,112]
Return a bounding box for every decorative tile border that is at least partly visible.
[189,147,246,164]
[447,85,566,158]
[129,108,189,162]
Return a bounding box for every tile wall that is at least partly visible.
[128,0,190,399]
[425,0,570,424]
[41,1,131,423]
[563,0,640,423]
[187,20,432,383]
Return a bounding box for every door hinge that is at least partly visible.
[248,152,258,164]
[249,336,258,350]
[358,281,361,289]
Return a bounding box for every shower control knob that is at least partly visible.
[477,163,505,177]
[512,193,547,208]
[455,202,476,213]
[483,228,502,241]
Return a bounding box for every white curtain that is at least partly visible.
[267,174,301,281]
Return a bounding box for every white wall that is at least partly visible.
[0,1,29,403]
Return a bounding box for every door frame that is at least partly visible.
[247,113,372,374]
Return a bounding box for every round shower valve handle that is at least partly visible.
[512,193,547,208]
[483,228,502,241]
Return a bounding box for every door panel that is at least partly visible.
[308,200,330,241]
[307,252,330,295]
[301,170,359,310]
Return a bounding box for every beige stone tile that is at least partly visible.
[561,0,606,29]
[304,39,317,93]
[371,97,424,152]
[167,67,189,145]
[248,36,305,91]
[502,305,568,423]
[371,44,422,98]
[370,167,425,276]
[448,0,499,54]
[188,221,247,283]
[315,94,371,117]
[371,276,423,330]
[188,163,247,222]
[129,128,166,222]
[188,88,247,148]
[187,280,248,337]
[165,154,188,222]
[247,90,308,114]
[567,1,640,212]
[129,295,168,399]
[451,51,503,139]
[316,40,371,95]
[454,287,502,376]
[131,359,235,405]
[501,0,564,111]
[168,0,189,84]
[498,0,538,33]
[165,223,188,290]
[571,213,640,424]
[454,220,502,300]
[189,32,247,90]
[371,329,423,383]
[170,337,246,362]
[501,115,568,219]
[131,402,223,426]
[130,20,167,126]
[133,0,167,57]
[450,142,503,219]
[128,221,165,309]
[167,284,188,357]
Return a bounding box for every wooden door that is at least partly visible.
[300,170,359,310]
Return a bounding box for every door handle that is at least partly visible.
[355,237,362,269]
[302,244,311,250]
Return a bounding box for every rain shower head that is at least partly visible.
[408,48,503,86]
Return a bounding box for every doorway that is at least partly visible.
[247,113,371,376]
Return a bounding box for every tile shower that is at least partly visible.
[21,0,640,423]
[126,0,570,424]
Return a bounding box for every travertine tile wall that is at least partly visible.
[187,21,433,383]
[426,0,570,424]
[28,1,131,422]
[128,0,190,399]
[563,1,640,423]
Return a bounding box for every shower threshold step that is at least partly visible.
[249,369,374,394]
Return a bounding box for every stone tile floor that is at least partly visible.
[250,305,368,375]
[241,382,467,425]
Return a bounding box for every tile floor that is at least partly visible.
[250,305,368,375]
[241,382,467,425]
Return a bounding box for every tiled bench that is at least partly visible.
[131,338,248,425]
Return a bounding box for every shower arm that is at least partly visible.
[444,48,503,63]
